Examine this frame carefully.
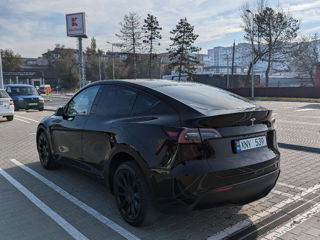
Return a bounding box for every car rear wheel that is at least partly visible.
[6,116,13,121]
[14,106,19,111]
[39,107,44,111]
[113,161,158,226]
[37,132,59,169]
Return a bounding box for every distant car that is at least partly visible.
[38,84,52,94]
[36,79,280,226]
[5,84,44,111]
[0,89,14,121]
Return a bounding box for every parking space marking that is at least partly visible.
[14,117,31,124]
[0,167,88,240]
[295,108,317,112]
[15,115,39,123]
[272,190,294,198]
[277,120,320,126]
[11,159,140,240]
[207,183,320,240]
[262,202,320,239]
[277,182,307,191]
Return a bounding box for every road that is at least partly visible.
[0,98,319,240]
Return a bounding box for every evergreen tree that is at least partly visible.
[142,14,162,79]
[167,18,201,81]
[116,12,143,79]
[91,37,97,50]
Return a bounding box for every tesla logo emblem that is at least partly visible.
[250,118,256,126]
[72,17,78,26]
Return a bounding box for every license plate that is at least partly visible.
[235,136,267,152]
[28,103,38,106]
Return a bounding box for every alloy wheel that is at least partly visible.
[114,168,142,221]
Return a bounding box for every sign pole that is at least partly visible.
[66,12,87,89]
[0,52,4,89]
[78,37,84,88]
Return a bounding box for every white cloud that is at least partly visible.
[1,0,320,57]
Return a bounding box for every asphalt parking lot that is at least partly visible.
[0,98,319,240]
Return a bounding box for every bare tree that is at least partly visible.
[291,33,320,86]
[116,12,143,79]
[242,1,300,86]
[241,1,268,76]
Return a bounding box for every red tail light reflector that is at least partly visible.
[178,128,221,143]
[213,186,233,193]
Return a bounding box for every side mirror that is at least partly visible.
[55,106,64,116]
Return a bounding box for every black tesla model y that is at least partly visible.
[36,79,280,226]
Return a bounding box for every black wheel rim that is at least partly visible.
[115,169,141,221]
[38,134,49,165]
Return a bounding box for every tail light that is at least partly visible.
[166,128,221,143]
[10,99,14,105]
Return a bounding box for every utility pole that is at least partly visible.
[0,52,3,89]
[106,41,116,80]
[231,41,235,75]
[226,54,230,88]
[98,54,102,81]
[246,9,255,99]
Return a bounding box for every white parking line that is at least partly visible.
[277,120,320,126]
[14,117,31,124]
[0,167,88,240]
[15,115,39,123]
[295,108,317,112]
[10,159,140,240]
[207,183,320,240]
[262,202,320,239]
[277,182,307,191]
[272,190,294,198]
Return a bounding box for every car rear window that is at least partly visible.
[154,83,256,112]
[0,89,10,98]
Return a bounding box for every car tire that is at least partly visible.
[37,131,59,169]
[6,116,14,121]
[39,107,44,111]
[113,161,158,226]
[14,106,19,111]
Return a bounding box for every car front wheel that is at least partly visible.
[113,161,158,226]
[37,132,59,169]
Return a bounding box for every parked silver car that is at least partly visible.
[0,89,14,121]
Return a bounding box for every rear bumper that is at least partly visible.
[0,113,14,117]
[0,107,14,117]
[193,169,280,209]
[151,161,280,212]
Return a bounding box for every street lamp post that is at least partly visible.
[106,41,115,80]
[0,52,4,89]
[246,9,255,99]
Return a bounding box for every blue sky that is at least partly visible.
[1,0,320,57]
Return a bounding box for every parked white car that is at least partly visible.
[0,89,14,121]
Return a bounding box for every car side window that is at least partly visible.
[95,85,137,118]
[66,85,100,116]
[6,87,11,94]
[132,93,159,115]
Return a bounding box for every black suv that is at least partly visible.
[36,80,280,226]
